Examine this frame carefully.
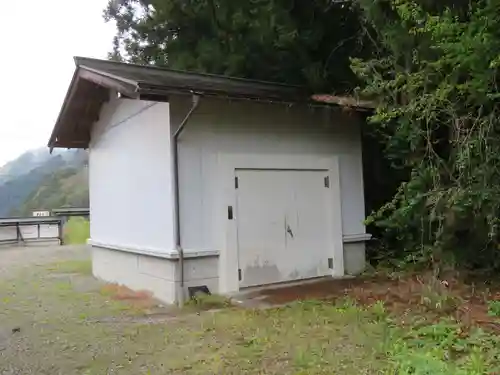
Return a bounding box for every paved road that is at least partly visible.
[0,244,90,276]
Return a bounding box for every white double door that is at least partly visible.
[235,169,332,288]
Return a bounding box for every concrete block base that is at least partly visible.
[92,246,219,304]
[92,240,368,304]
[343,242,366,275]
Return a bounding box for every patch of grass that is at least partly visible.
[487,300,500,317]
[3,252,500,374]
[0,264,390,374]
[419,277,461,312]
[63,216,90,245]
[387,318,500,374]
[369,300,389,322]
[47,259,92,275]
[184,292,233,310]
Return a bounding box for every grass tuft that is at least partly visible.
[419,277,461,312]
[185,292,233,310]
[487,299,500,317]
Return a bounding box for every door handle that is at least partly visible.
[286,225,294,238]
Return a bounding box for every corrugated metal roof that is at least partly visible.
[75,57,306,101]
[48,57,371,149]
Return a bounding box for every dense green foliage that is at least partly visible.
[104,0,372,91]
[354,0,500,270]
[105,0,500,271]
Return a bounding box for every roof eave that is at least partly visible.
[311,94,377,110]
[48,67,140,149]
[137,83,304,102]
[48,69,80,148]
[78,66,139,97]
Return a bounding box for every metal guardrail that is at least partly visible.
[52,208,89,217]
[0,217,63,245]
[52,208,89,226]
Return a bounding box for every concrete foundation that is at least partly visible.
[92,246,219,304]
[343,242,366,275]
[92,238,368,304]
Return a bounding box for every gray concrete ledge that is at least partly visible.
[92,245,220,304]
[343,233,372,243]
[88,240,220,259]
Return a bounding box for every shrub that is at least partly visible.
[487,300,500,317]
[63,217,90,245]
[185,293,232,310]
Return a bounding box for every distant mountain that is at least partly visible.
[0,148,89,217]
[0,148,66,185]
[15,166,89,217]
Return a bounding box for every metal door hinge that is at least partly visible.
[238,269,242,281]
[328,258,333,269]
[235,176,239,189]
[324,176,330,188]
[228,206,234,220]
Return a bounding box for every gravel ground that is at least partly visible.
[0,244,391,374]
[0,244,90,276]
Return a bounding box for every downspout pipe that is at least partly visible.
[172,94,201,306]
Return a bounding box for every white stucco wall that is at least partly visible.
[88,93,367,300]
[170,96,366,254]
[89,97,174,253]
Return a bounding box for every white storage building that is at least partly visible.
[48,57,371,304]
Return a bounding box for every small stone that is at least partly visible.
[11,327,20,334]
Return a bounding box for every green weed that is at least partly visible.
[487,300,500,317]
[369,300,388,321]
[420,278,460,312]
[184,292,233,310]
[387,319,500,374]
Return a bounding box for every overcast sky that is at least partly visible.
[0,0,115,166]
